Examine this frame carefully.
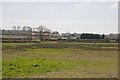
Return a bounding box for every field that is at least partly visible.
[2,42,118,78]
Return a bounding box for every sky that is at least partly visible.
[0,0,119,34]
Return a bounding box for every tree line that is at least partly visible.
[81,33,105,39]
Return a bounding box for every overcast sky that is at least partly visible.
[0,0,119,34]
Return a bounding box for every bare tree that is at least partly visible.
[27,26,32,41]
[17,26,20,31]
[37,26,44,41]
[27,26,32,32]
[38,26,43,32]
[22,26,26,31]
[12,26,16,31]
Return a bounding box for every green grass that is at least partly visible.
[2,58,75,78]
[2,42,118,78]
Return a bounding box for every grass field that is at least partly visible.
[2,42,118,78]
